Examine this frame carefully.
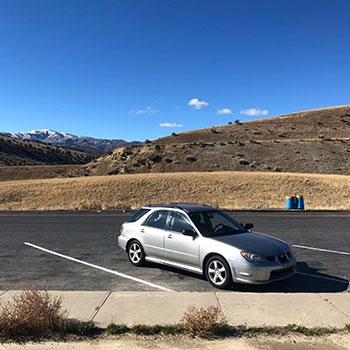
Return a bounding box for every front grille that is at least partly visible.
[278,254,288,263]
[267,251,292,263]
[270,265,295,280]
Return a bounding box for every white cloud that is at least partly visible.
[217,108,232,115]
[159,122,183,128]
[188,98,208,110]
[129,106,159,115]
[240,108,268,116]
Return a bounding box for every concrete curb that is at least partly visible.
[1,291,350,328]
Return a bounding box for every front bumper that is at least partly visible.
[229,257,296,284]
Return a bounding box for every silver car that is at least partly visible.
[118,204,296,289]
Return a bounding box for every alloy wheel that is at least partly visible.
[208,259,227,286]
[129,242,142,264]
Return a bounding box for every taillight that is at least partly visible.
[120,225,124,233]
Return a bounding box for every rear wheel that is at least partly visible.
[205,255,232,289]
[127,240,145,266]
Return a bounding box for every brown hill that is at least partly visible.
[70,105,350,177]
[0,135,97,166]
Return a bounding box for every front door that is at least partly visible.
[164,211,200,268]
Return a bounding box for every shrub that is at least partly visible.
[0,284,67,339]
[234,119,240,124]
[180,305,227,338]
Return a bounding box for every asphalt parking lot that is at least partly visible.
[0,211,349,292]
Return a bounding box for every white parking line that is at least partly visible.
[293,244,350,256]
[296,272,349,285]
[24,242,174,292]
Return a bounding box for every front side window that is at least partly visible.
[189,210,246,237]
[143,210,169,229]
[168,212,193,233]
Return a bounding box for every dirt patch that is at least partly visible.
[1,334,350,350]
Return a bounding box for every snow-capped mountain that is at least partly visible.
[1,129,139,154]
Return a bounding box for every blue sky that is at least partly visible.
[1,0,349,141]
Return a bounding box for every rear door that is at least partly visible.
[141,210,169,259]
[164,211,200,268]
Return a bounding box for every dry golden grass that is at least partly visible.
[0,171,349,210]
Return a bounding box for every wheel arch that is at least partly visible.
[126,238,142,252]
[202,253,230,275]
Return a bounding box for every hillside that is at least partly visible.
[0,165,81,181]
[71,105,350,177]
[0,135,97,166]
[1,129,140,153]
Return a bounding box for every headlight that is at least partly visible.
[241,251,268,263]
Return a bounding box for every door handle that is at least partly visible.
[140,229,145,233]
[167,234,173,239]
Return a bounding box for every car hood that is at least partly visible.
[209,232,289,256]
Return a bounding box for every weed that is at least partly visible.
[65,320,95,336]
[0,284,67,339]
[284,324,335,336]
[180,305,227,338]
[247,326,279,335]
[106,324,130,335]
[106,323,184,336]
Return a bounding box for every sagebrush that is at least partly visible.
[0,284,67,339]
[180,305,227,337]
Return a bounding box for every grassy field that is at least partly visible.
[0,165,81,182]
[0,171,349,210]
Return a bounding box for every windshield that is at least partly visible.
[189,210,246,237]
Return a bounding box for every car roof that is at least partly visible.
[143,203,215,213]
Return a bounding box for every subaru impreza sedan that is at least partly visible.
[117,204,296,289]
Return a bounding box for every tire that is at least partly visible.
[205,255,232,289]
[127,240,146,266]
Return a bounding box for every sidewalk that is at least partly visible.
[1,291,350,328]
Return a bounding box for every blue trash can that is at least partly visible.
[286,196,295,209]
[297,195,304,209]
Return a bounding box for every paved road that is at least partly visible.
[0,211,349,292]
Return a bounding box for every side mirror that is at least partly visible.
[183,229,197,238]
[244,223,254,230]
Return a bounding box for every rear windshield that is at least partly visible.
[127,208,151,222]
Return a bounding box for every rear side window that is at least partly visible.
[143,210,169,229]
[127,209,150,223]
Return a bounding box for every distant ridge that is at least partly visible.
[0,129,140,154]
[0,134,97,166]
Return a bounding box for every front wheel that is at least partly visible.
[205,256,232,289]
[127,240,145,266]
